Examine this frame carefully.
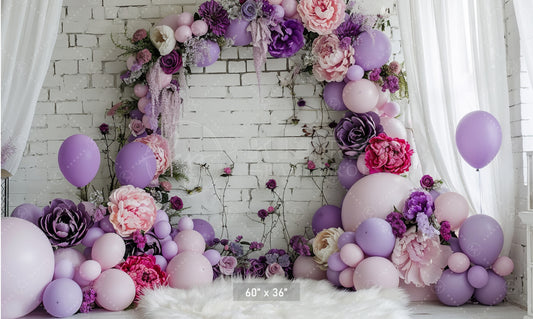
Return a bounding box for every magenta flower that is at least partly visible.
[117,254,168,300]
[99,123,109,135]
[267,206,275,213]
[307,160,316,171]
[266,179,277,190]
[257,209,268,220]
[440,221,451,241]
[223,167,232,175]
[420,175,435,189]
[170,196,183,210]
[369,68,382,82]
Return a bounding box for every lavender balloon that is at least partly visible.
[58,134,101,188]
[337,158,364,189]
[467,265,489,289]
[115,142,157,188]
[337,231,356,249]
[353,30,391,71]
[458,215,503,267]
[195,40,220,67]
[11,203,43,225]
[311,205,342,235]
[42,278,83,318]
[225,18,252,46]
[473,270,507,305]
[192,219,216,246]
[203,249,221,266]
[327,252,348,272]
[354,217,395,257]
[326,269,341,286]
[323,81,348,111]
[455,111,502,169]
[435,269,475,306]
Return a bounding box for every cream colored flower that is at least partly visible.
[150,25,176,56]
[312,227,344,267]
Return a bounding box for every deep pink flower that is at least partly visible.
[307,160,316,170]
[365,133,413,175]
[117,254,168,300]
[223,167,232,175]
[160,180,172,191]
[267,206,275,213]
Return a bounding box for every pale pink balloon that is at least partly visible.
[55,248,86,269]
[281,0,298,17]
[375,87,390,110]
[382,101,401,117]
[134,84,148,98]
[447,252,470,273]
[380,116,407,140]
[177,216,194,231]
[353,257,399,290]
[78,260,102,282]
[94,269,136,311]
[292,256,327,280]
[342,79,379,113]
[175,25,193,43]
[177,12,194,27]
[268,0,283,4]
[126,55,136,70]
[492,256,514,276]
[91,233,125,270]
[174,229,206,254]
[73,270,92,288]
[342,173,413,231]
[434,192,469,231]
[138,97,150,113]
[339,243,365,268]
[167,251,213,289]
[356,154,369,175]
[339,267,355,288]
[53,259,75,280]
[156,14,181,31]
[191,20,208,37]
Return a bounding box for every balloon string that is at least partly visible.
[477,169,483,214]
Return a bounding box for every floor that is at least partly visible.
[22,301,528,318]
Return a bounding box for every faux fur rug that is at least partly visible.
[137,277,410,319]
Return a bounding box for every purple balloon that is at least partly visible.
[467,265,489,289]
[42,278,83,318]
[130,109,144,120]
[154,221,172,239]
[337,231,356,249]
[192,219,216,246]
[53,260,75,280]
[473,270,507,305]
[312,205,343,235]
[337,158,364,189]
[203,249,221,266]
[11,203,43,225]
[455,111,502,169]
[162,241,178,260]
[327,252,348,272]
[156,210,170,223]
[195,40,220,67]
[58,134,101,188]
[448,237,462,253]
[326,269,341,286]
[81,227,104,248]
[98,215,115,233]
[115,142,157,188]
[346,65,364,82]
[435,269,475,306]
[458,215,503,267]
[353,30,392,71]
[170,227,179,239]
[83,247,92,260]
[225,18,252,46]
[354,218,395,257]
[155,255,168,271]
[323,81,348,111]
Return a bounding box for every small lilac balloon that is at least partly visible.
[473,270,507,305]
[459,215,503,267]
[156,210,170,223]
[178,216,194,232]
[435,269,475,306]
[54,259,75,280]
[455,110,502,169]
[162,241,179,260]
[272,5,285,19]
[99,215,115,233]
[191,20,208,37]
[159,235,173,246]
[203,249,221,266]
[327,252,348,272]
[346,65,364,81]
[155,255,168,271]
[11,203,43,225]
[195,40,220,67]
[175,25,192,43]
[337,157,364,189]
[78,260,102,282]
[355,217,395,257]
[115,142,157,188]
[134,83,148,98]
[323,81,348,111]
[58,134,101,188]
[81,227,105,248]
[192,219,216,245]
[326,269,341,286]
[312,205,343,235]
[225,19,252,46]
[353,30,392,71]
[467,265,489,289]
[337,231,356,249]
[382,102,401,118]
[42,278,83,318]
[154,221,172,239]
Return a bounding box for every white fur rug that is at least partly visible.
[137,277,410,319]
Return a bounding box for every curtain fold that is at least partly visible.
[513,0,533,87]
[1,0,63,177]
[398,0,515,254]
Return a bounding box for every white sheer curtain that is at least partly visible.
[398,0,515,254]
[514,0,533,87]
[1,0,63,177]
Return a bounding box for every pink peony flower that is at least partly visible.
[311,34,355,82]
[391,227,452,287]
[218,256,238,275]
[265,263,286,278]
[136,49,152,65]
[365,133,413,175]
[108,185,158,237]
[129,119,146,137]
[117,254,168,300]
[135,134,170,178]
[160,180,172,191]
[297,0,345,35]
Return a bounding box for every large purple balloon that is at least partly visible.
[115,142,157,188]
[323,81,348,111]
[455,111,502,169]
[192,219,215,246]
[435,269,475,306]
[354,217,395,257]
[225,18,252,46]
[195,40,220,68]
[337,158,364,189]
[473,270,507,305]
[353,30,391,71]
[11,203,43,225]
[58,134,101,188]
[312,205,342,235]
[458,215,503,268]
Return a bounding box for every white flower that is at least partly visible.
[150,25,176,56]
[312,227,344,267]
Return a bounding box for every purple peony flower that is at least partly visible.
[170,196,183,210]
[297,98,306,107]
[383,75,399,93]
[403,190,434,220]
[266,179,277,190]
[38,199,94,248]
[334,13,365,42]
[261,0,274,18]
[132,230,146,250]
[248,258,267,277]
[268,19,305,58]
[334,111,383,157]
[257,209,269,220]
[385,211,407,238]
[220,238,229,246]
[290,235,311,256]
[241,0,258,21]
[440,221,451,241]
[249,241,264,250]
[160,50,183,75]
[420,174,435,189]
[416,213,439,237]
[99,123,109,135]
[198,0,230,36]
[369,68,382,82]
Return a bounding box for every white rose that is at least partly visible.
[312,227,344,267]
[150,25,176,56]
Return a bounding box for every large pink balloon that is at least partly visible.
[353,257,399,289]
[342,79,379,113]
[455,111,502,169]
[1,217,55,319]
[93,269,136,311]
[341,173,413,231]
[434,192,469,230]
[225,18,252,46]
[167,251,213,289]
[353,30,392,71]
[292,256,327,280]
[58,134,101,188]
[91,233,126,270]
